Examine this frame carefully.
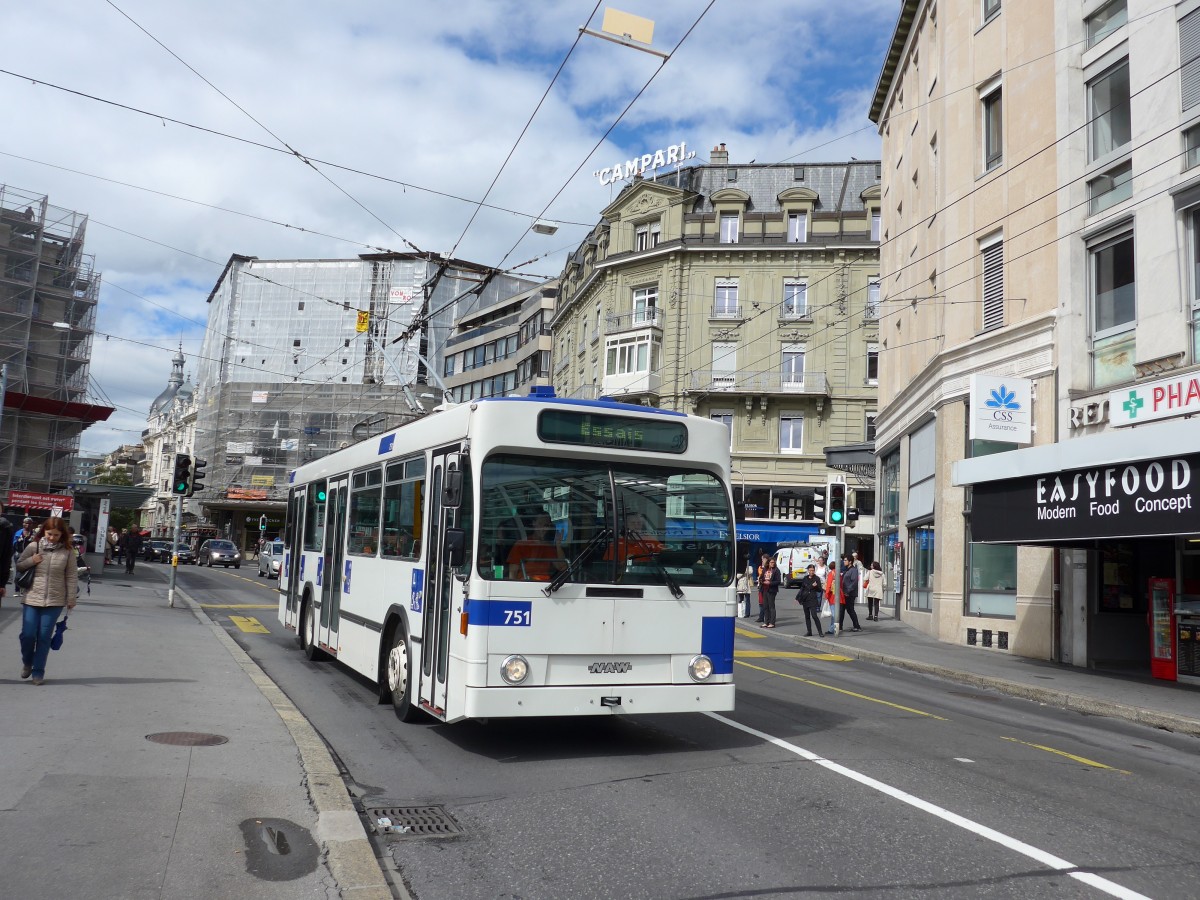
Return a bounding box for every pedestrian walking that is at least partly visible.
[758,557,782,628]
[118,528,143,574]
[823,564,839,634]
[839,555,862,632]
[0,504,14,606]
[735,561,754,619]
[796,563,824,636]
[755,551,771,623]
[105,526,119,566]
[864,560,885,621]
[16,516,79,685]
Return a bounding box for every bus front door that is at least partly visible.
[419,448,462,717]
[281,487,304,629]
[319,476,349,654]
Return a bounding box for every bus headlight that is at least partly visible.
[688,655,714,682]
[500,655,530,685]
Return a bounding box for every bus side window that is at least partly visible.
[382,459,424,560]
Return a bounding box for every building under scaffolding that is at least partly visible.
[191,253,536,548]
[0,185,112,503]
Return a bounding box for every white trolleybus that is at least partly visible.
[278,386,736,724]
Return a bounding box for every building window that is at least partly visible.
[711,341,737,388]
[1190,209,1200,361]
[908,420,936,522]
[1182,9,1200,112]
[605,334,658,375]
[866,343,879,384]
[1087,161,1133,215]
[783,281,808,318]
[635,220,661,251]
[1090,230,1136,386]
[870,212,881,242]
[910,526,934,611]
[981,80,1003,171]
[719,214,739,243]
[781,343,805,389]
[1186,124,1200,170]
[710,411,733,447]
[633,286,658,324]
[1087,0,1126,48]
[982,0,1001,24]
[981,236,1004,331]
[865,412,877,442]
[794,166,805,181]
[780,415,804,453]
[713,280,739,317]
[866,278,880,319]
[787,212,808,243]
[1089,60,1131,162]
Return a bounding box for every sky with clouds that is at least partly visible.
[2,0,899,455]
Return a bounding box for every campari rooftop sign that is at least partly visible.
[1109,372,1200,426]
[593,141,696,186]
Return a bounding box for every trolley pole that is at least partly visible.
[167,494,182,607]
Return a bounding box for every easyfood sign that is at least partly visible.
[971,453,1200,542]
[1110,373,1200,426]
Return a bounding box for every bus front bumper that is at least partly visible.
[462,682,735,719]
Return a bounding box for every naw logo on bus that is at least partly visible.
[411,570,423,613]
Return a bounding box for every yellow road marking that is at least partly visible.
[229,616,270,634]
[736,650,852,661]
[735,659,949,720]
[735,627,767,639]
[201,604,278,609]
[1000,736,1131,774]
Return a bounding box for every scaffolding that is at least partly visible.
[0,184,107,495]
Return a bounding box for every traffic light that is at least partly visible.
[171,454,192,495]
[188,458,208,497]
[847,506,860,526]
[827,480,847,526]
[812,484,827,522]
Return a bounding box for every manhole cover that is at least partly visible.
[146,732,229,746]
[365,804,463,840]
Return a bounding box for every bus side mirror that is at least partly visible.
[442,469,463,509]
[444,528,465,568]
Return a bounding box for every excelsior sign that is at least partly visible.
[969,374,1032,443]
[971,452,1200,543]
[593,142,696,186]
[1109,372,1200,426]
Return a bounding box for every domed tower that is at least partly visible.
[149,345,186,418]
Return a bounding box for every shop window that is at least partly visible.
[910,526,934,611]
[880,449,900,531]
[1098,543,1143,613]
[967,543,1017,616]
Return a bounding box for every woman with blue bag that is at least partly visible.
[15,516,78,685]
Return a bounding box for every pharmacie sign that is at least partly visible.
[1109,372,1200,426]
[971,452,1200,543]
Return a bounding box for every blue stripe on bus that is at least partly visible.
[465,599,533,626]
[476,396,687,416]
[701,616,735,675]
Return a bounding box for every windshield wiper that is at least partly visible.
[544,527,612,595]
[626,528,685,599]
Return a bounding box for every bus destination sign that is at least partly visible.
[538,410,687,454]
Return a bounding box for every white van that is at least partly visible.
[775,544,822,588]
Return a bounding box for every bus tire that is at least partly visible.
[386,628,421,722]
[299,596,326,662]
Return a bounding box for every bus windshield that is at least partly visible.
[478,453,732,589]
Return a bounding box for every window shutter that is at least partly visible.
[982,240,1004,331]
[1182,10,1200,111]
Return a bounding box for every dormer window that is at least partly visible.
[787,212,808,243]
[720,214,739,243]
[635,220,661,251]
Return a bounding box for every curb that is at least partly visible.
[775,629,1200,738]
[169,579,402,900]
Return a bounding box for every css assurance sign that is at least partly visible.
[969,374,1032,444]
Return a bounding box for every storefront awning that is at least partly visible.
[735,522,822,545]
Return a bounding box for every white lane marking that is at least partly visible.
[705,712,1150,900]
[954,757,975,763]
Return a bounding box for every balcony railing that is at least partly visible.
[606,309,663,332]
[690,370,829,395]
[710,305,742,319]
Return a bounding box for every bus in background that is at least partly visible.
[278,387,736,724]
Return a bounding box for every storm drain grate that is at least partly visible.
[146,731,229,746]
[365,804,463,840]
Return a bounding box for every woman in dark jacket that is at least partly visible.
[796,564,825,636]
[759,558,782,629]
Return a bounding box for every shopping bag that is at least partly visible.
[737,598,748,618]
[820,598,831,618]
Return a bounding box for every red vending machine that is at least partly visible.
[1148,577,1176,682]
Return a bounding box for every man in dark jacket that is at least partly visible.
[119,528,144,574]
[839,555,862,632]
[796,563,825,636]
[0,505,13,604]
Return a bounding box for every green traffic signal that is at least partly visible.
[171,453,192,496]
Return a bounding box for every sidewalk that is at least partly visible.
[753,600,1200,737]
[0,561,393,900]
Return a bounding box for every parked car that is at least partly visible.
[173,544,196,565]
[257,539,285,579]
[143,540,173,562]
[199,539,241,568]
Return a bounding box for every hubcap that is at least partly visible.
[388,638,408,695]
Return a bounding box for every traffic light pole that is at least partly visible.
[168,494,183,607]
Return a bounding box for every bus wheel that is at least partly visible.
[386,629,421,722]
[299,599,325,662]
